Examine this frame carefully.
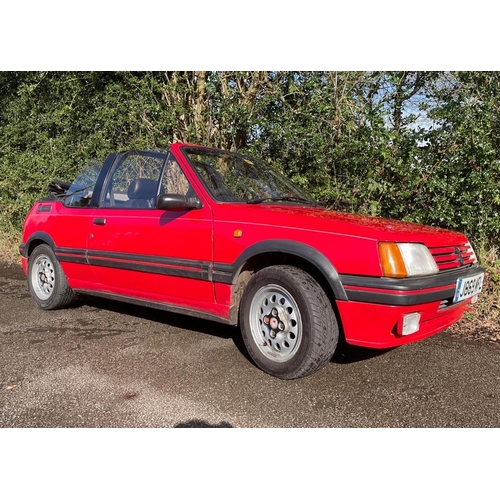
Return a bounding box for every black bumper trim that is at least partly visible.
[341,265,485,306]
[345,288,455,306]
[340,265,485,292]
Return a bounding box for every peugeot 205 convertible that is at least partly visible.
[20,144,485,379]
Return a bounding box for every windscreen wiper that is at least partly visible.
[247,196,322,207]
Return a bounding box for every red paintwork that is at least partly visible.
[337,298,471,348]
[87,207,214,304]
[21,143,481,349]
[210,204,469,277]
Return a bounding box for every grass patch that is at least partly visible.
[448,244,500,342]
[469,245,500,323]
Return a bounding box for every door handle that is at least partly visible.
[93,218,106,225]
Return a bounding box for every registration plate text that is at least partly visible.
[453,273,484,303]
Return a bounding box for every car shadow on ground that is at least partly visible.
[331,337,395,365]
[0,264,402,367]
[80,294,250,352]
[174,419,233,428]
[80,295,391,367]
[81,295,237,338]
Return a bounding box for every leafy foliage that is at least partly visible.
[1,71,499,248]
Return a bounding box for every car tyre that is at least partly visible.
[239,265,339,379]
[28,244,76,310]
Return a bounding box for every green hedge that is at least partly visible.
[1,71,499,248]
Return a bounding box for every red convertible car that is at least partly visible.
[20,144,485,379]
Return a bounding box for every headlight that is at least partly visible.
[379,242,439,278]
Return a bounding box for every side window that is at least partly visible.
[160,152,192,197]
[101,153,163,209]
[63,161,102,208]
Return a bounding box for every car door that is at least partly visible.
[86,150,215,310]
[44,160,108,289]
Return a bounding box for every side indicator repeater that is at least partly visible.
[233,230,243,238]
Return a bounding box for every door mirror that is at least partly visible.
[156,194,201,211]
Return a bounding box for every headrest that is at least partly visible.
[127,178,157,199]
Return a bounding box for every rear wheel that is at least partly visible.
[28,244,76,310]
[239,265,339,379]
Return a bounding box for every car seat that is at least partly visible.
[126,178,158,208]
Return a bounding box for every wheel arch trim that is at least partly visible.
[213,240,348,301]
[20,232,58,258]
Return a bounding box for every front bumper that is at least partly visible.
[337,265,485,348]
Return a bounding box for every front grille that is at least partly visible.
[429,243,476,271]
[437,298,454,311]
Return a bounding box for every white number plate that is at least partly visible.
[453,273,484,303]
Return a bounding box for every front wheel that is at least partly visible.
[28,244,76,310]
[239,265,339,379]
